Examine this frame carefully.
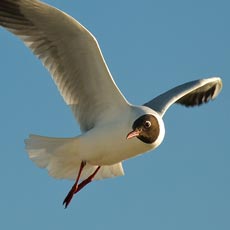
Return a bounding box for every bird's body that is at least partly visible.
[0,0,222,208]
[26,105,164,181]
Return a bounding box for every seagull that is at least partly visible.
[0,0,222,208]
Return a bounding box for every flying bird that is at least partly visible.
[0,0,222,208]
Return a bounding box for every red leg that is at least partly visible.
[74,166,101,194]
[63,164,101,208]
[63,161,86,208]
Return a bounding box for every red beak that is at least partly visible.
[126,129,141,139]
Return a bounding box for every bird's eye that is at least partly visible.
[144,120,151,128]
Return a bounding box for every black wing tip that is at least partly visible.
[177,78,222,107]
[0,0,22,21]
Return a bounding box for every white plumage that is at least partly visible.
[25,134,124,180]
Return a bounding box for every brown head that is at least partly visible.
[126,114,160,144]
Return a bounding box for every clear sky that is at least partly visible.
[0,0,229,229]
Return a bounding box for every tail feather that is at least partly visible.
[25,134,124,181]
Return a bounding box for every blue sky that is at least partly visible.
[0,0,229,229]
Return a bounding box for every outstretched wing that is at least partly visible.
[0,0,128,132]
[144,77,222,116]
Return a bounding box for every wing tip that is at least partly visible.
[210,76,223,99]
[180,76,223,107]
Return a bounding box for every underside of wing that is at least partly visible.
[144,77,222,116]
[0,0,128,131]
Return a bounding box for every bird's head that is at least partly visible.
[126,114,160,144]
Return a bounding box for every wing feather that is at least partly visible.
[0,0,128,131]
[144,77,222,116]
